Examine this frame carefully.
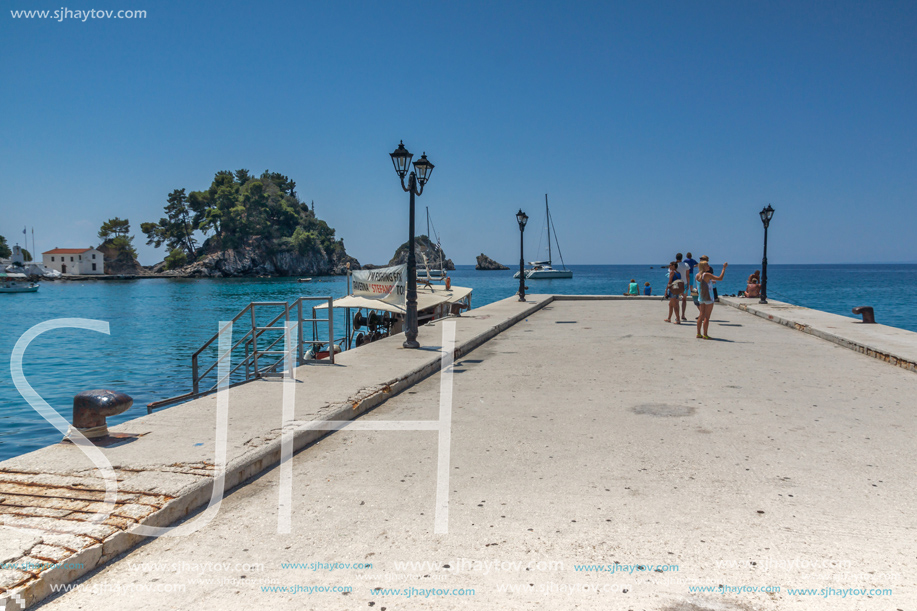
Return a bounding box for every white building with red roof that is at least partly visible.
[42,247,104,275]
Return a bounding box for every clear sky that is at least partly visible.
[2,0,915,266]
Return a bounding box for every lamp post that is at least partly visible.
[759,204,775,304]
[390,141,434,349]
[516,209,528,301]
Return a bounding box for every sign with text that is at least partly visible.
[351,264,407,308]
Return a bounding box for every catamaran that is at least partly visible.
[514,194,573,280]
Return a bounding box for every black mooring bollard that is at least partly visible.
[852,306,875,324]
[69,389,133,440]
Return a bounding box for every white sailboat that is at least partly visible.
[514,194,573,280]
[417,207,447,281]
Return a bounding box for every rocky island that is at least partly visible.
[364,235,454,271]
[142,169,359,277]
[476,253,509,270]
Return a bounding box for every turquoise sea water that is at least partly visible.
[1,263,915,461]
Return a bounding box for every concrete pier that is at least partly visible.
[2,296,916,610]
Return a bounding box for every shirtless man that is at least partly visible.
[675,253,690,321]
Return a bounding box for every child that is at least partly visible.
[643,281,652,295]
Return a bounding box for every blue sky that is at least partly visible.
[2,0,915,265]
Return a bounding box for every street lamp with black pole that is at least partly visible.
[390,141,434,349]
[516,209,528,301]
[759,204,775,304]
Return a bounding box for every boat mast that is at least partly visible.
[545,194,552,266]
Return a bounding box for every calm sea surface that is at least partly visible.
[1,263,915,461]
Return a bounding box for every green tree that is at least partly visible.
[21,248,32,262]
[0,235,11,259]
[140,189,198,257]
[163,248,188,270]
[98,217,131,241]
[98,218,137,258]
[144,168,342,264]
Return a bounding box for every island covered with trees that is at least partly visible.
[139,169,359,276]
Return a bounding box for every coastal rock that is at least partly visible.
[176,242,359,278]
[475,253,509,270]
[387,236,455,270]
[98,243,144,275]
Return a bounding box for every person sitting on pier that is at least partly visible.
[643,281,652,296]
[743,270,761,298]
[624,279,640,296]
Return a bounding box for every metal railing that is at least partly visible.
[147,296,339,412]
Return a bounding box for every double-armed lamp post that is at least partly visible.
[759,204,775,304]
[516,209,528,301]
[390,141,435,349]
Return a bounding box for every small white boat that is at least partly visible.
[0,272,39,293]
[298,278,312,283]
[513,194,573,280]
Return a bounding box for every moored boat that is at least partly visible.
[316,282,472,352]
[417,207,449,283]
[513,194,573,280]
[0,272,39,293]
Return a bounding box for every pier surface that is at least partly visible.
[3,297,916,610]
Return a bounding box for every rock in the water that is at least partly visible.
[388,236,454,270]
[475,253,509,270]
[98,242,144,275]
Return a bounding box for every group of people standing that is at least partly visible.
[663,252,728,339]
